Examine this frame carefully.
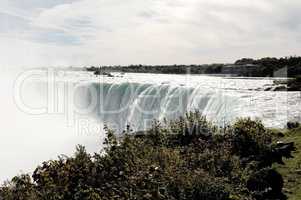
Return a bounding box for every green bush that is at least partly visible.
[0,113,295,200]
[230,118,272,158]
[247,168,285,200]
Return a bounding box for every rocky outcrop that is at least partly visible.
[272,78,301,91]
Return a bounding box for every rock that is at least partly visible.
[247,168,284,199]
[274,142,296,159]
[287,77,301,91]
[273,85,287,91]
[260,142,296,166]
[276,132,285,137]
[287,121,300,129]
[94,71,114,77]
[264,87,272,91]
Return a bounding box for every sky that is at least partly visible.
[0,0,300,67]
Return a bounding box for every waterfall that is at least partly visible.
[75,82,242,133]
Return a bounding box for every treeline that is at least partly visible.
[235,56,301,67]
[87,56,301,77]
[0,112,297,200]
[87,64,224,75]
[234,56,301,77]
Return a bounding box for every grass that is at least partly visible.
[274,126,301,200]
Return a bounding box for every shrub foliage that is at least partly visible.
[0,112,295,200]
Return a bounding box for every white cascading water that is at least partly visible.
[84,82,242,133]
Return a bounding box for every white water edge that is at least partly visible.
[0,68,300,182]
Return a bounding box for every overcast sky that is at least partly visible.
[0,0,300,67]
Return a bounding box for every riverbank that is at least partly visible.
[275,126,301,199]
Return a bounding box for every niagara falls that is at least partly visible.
[1,0,301,199]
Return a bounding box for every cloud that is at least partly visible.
[7,0,82,11]
[0,0,300,67]
[0,12,30,33]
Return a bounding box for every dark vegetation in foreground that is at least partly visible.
[86,56,301,78]
[0,112,299,200]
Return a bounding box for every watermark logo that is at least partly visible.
[13,66,296,135]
